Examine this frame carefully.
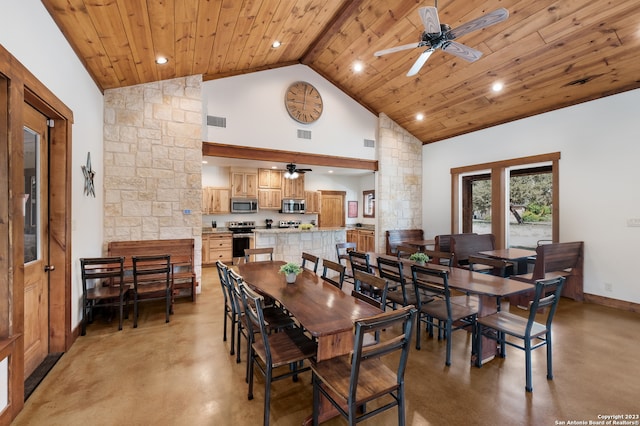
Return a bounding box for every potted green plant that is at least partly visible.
[409,252,429,266]
[279,262,303,283]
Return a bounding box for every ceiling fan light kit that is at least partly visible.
[374,4,509,76]
[284,163,311,179]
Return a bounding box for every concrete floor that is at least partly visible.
[13,267,640,425]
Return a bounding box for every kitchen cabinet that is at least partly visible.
[304,190,320,213]
[347,228,375,252]
[202,233,232,265]
[282,174,305,199]
[230,170,258,198]
[258,168,282,189]
[258,188,282,209]
[202,187,230,214]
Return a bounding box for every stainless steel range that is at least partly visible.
[228,221,255,259]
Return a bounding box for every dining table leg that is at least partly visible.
[473,294,501,366]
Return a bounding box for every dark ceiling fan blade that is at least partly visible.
[419,6,441,34]
[447,8,509,40]
[407,49,434,76]
[374,42,420,57]
[442,41,483,62]
[296,168,312,173]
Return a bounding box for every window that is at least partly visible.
[452,153,559,249]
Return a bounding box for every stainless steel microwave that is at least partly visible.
[230,198,258,213]
[281,199,305,214]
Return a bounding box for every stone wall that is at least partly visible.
[376,113,423,251]
[103,76,203,285]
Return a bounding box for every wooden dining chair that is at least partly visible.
[411,264,478,366]
[336,242,357,279]
[396,244,420,259]
[476,277,566,392]
[215,260,235,351]
[131,254,172,328]
[80,256,129,335]
[468,255,511,276]
[311,306,417,425]
[244,247,274,263]
[301,252,319,274]
[321,259,345,290]
[376,256,417,310]
[352,270,389,346]
[239,282,317,426]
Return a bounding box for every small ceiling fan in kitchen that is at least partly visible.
[284,163,312,179]
[374,1,509,76]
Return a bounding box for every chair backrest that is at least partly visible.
[238,281,272,355]
[301,252,319,273]
[215,260,232,308]
[244,247,274,263]
[336,242,357,266]
[423,249,454,267]
[226,268,245,316]
[395,244,419,259]
[376,257,409,304]
[524,277,566,335]
[410,264,451,312]
[531,242,583,280]
[385,229,424,255]
[348,306,417,402]
[131,254,171,291]
[321,259,345,289]
[349,251,372,274]
[450,233,496,266]
[434,233,476,253]
[353,270,389,307]
[80,256,126,295]
[468,255,510,277]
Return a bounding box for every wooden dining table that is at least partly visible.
[370,253,535,365]
[401,239,436,250]
[238,260,383,425]
[479,248,536,274]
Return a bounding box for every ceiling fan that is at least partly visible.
[284,163,312,179]
[374,2,509,76]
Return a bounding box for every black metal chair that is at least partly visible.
[301,252,319,273]
[476,276,565,392]
[321,259,345,290]
[239,282,316,426]
[411,264,478,366]
[377,256,418,310]
[132,254,171,328]
[311,306,417,425]
[352,269,389,346]
[80,256,129,335]
[244,247,274,263]
[215,260,235,350]
[336,242,357,280]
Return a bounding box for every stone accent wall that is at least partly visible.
[376,113,423,251]
[103,76,203,286]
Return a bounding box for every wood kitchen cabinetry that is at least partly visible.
[202,233,232,265]
[202,187,230,214]
[304,190,320,213]
[282,174,305,198]
[258,168,283,209]
[347,228,375,252]
[230,170,258,198]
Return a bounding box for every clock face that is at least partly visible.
[284,81,323,124]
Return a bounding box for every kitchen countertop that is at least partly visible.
[202,227,231,234]
[254,227,345,233]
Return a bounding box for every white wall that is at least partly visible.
[423,88,640,304]
[1,0,105,327]
[203,65,378,159]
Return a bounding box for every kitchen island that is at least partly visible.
[253,227,347,264]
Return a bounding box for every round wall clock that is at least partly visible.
[284,81,323,124]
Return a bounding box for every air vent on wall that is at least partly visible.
[207,115,227,128]
[364,139,375,148]
[297,129,312,140]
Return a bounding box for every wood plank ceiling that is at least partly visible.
[42,0,640,144]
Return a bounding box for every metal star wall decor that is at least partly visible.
[81,152,96,197]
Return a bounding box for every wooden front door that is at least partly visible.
[319,191,345,228]
[23,102,50,378]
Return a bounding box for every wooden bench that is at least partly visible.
[511,241,584,301]
[107,238,198,303]
[385,229,423,256]
[449,233,495,268]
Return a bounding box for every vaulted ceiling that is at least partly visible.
[42,0,640,144]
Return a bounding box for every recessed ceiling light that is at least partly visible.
[271,166,278,169]
[156,57,168,65]
[328,170,334,174]
[492,82,504,92]
[353,62,363,73]
[416,113,425,121]
[272,40,281,48]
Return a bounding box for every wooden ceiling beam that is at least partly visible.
[202,142,378,171]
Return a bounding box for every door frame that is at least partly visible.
[0,44,73,424]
